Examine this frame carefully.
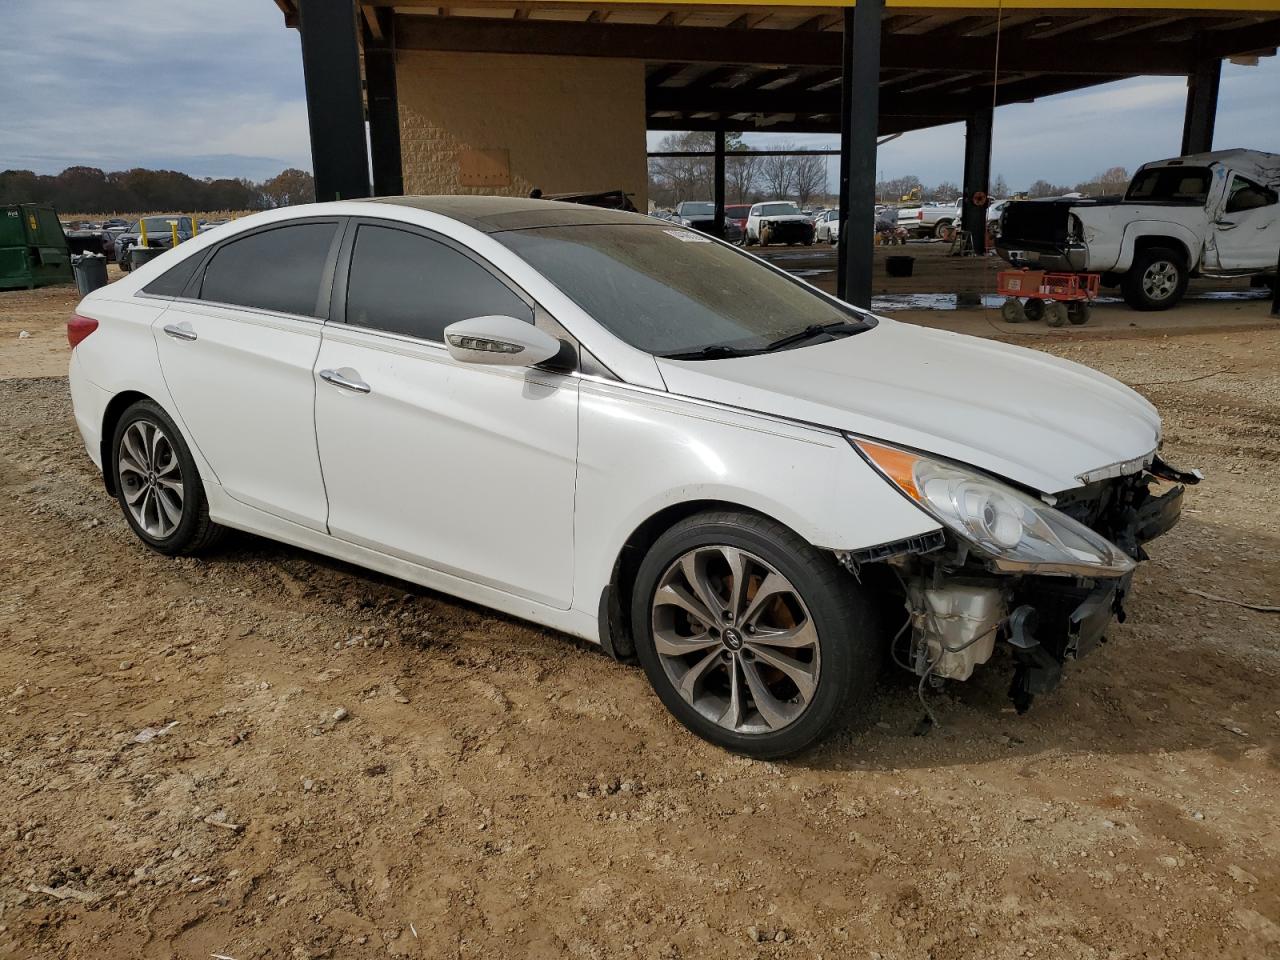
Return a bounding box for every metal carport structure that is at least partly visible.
[269,0,1280,305]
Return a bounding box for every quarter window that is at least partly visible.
[143,251,202,298]
[344,224,532,342]
[199,222,338,317]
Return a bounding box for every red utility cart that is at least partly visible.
[997,268,1099,326]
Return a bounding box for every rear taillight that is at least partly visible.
[917,210,924,220]
[68,314,98,349]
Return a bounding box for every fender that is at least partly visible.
[1113,220,1202,274]
[571,377,941,632]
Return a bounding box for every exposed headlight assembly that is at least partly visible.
[852,438,1135,578]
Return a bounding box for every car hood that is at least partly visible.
[655,318,1161,494]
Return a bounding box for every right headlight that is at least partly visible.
[852,438,1135,578]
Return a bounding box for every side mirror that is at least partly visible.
[443,315,562,367]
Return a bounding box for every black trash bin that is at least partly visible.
[885,255,915,278]
[72,253,109,295]
[129,245,165,271]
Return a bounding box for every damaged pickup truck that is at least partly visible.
[998,148,1280,310]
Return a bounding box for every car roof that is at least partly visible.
[369,194,654,233]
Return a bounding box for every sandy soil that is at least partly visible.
[1,275,1278,959]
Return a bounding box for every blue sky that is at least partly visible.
[3,1,1278,189]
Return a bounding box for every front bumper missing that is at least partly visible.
[873,465,1192,712]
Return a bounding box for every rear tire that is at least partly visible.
[933,219,953,239]
[1122,247,1187,311]
[111,400,225,556]
[631,510,877,758]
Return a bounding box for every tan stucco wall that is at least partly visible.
[396,51,647,209]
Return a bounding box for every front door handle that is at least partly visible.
[319,368,371,394]
[1214,220,1237,230]
[162,322,197,341]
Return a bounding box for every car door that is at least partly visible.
[313,219,579,609]
[153,218,341,531]
[1208,173,1280,272]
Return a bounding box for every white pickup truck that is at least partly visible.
[997,149,1280,310]
[897,201,962,239]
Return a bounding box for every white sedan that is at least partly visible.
[67,197,1190,757]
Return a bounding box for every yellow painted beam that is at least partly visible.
[524,0,1280,9]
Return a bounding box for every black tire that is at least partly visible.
[631,510,877,758]
[118,254,132,272]
[1067,301,1091,325]
[932,219,953,239]
[111,399,225,556]
[1122,246,1188,311]
[1024,297,1046,322]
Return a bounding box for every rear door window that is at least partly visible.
[199,222,339,317]
[343,224,533,343]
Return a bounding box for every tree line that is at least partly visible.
[650,132,1136,209]
[0,166,316,215]
[648,132,830,210]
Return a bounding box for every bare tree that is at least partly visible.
[726,150,761,204]
[792,153,827,209]
[991,173,1010,199]
[759,147,795,200]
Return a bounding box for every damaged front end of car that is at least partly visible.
[838,438,1198,712]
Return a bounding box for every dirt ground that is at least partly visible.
[1,267,1278,960]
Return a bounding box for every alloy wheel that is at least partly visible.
[118,419,185,539]
[651,545,821,735]
[1141,260,1179,301]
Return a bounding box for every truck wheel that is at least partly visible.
[932,219,953,240]
[1123,248,1187,311]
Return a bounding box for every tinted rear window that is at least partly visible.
[199,222,338,317]
[1125,167,1212,204]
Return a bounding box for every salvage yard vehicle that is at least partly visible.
[746,200,815,246]
[897,200,961,239]
[997,149,1280,310]
[814,209,840,244]
[671,201,743,243]
[68,196,1191,758]
[115,216,194,271]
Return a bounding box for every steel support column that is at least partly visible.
[713,130,726,239]
[364,8,403,197]
[298,0,370,202]
[837,0,883,306]
[1181,55,1221,155]
[961,106,993,254]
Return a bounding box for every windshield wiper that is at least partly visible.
[761,319,872,353]
[661,344,757,361]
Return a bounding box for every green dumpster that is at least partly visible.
[0,204,74,290]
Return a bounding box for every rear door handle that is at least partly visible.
[162,322,197,341]
[319,368,371,394]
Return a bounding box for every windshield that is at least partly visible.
[678,202,714,216]
[756,202,800,217]
[725,205,751,218]
[1125,166,1212,204]
[496,223,865,357]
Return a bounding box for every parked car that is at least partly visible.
[897,200,961,239]
[67,196,1190,757]
[746,201,815,246]
[63,221,107,255]
[670,201,742,242]
[116,216,195,271]
[814,209,840,244]
[997,149,1280,310]
[725,203,752,242]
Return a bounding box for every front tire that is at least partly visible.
[1122,247,1187,311]
[111,400,224,556]
[631,510,877,758]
